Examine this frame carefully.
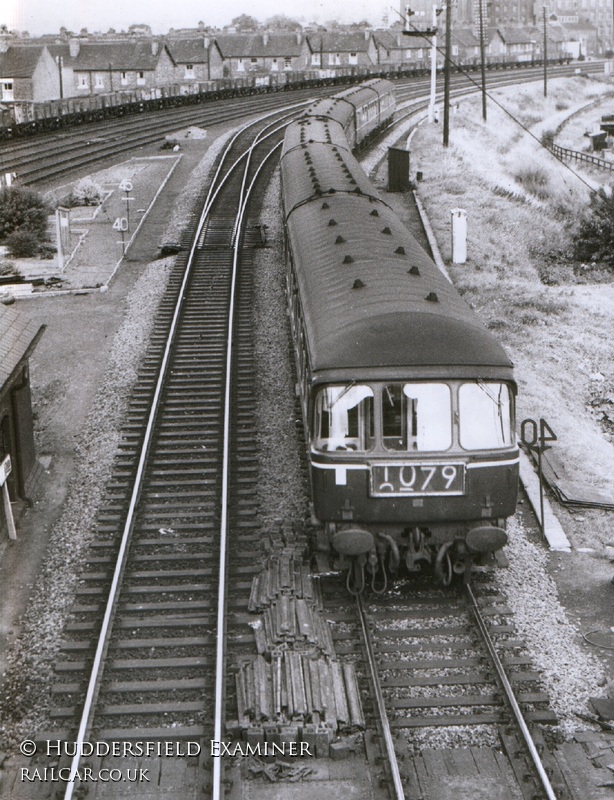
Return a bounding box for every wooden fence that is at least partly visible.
[551,142,614,172]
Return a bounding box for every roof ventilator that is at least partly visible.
[408,266,420,275]
[353,279,365,289]
[426,292,439,302]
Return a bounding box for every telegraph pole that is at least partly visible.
[402,5,440,122]
[443,0,452,146]
[543,6,548,97]
[479,0,487,120]
[56,55,64,99]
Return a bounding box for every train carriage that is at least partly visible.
[303,78,396,150]
[280,79,519,592]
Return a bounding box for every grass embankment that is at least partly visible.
[410,76,614,550]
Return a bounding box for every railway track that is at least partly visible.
[320,569,575,799]
[0,61,595,188]
[32,107,295,799]
[6,63,607,799]
[0,91,318,187]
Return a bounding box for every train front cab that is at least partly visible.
[308,374,519,590]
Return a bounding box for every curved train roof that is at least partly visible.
[285,195,512,374]
[280,87,512,379]
[333,79,389,110]
[281,116,353,159]
[281,139,381,216]
[281,134,512,376]
[302,95,355,130]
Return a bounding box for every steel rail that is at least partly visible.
[465,584,559,800]
[211,135,285,800]
[356,594,406,800]
[61,108,295,800]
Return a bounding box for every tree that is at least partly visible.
[572,187,614,268]
[230,14,260,32]
[265,14,302,31]
[0,187,50,243]
[349,19,371,30]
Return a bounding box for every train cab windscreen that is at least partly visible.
[383,384,452,452]
[314,385,374,451]
[313,381,513,454]
[458,381,513,449]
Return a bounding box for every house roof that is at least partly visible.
[307,32,374,53]
[562,21,598,33]
[0,46,48,78]
[166,38,217,64]
[71,41,175,71]
[453,29,480,47]
[373,30,430,51]
[497,27,538,45]
[44,44,72,60]
[538,24,569,43]
[0,305,44,390]
[214,34,304,58]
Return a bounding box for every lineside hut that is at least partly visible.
[0,304,45,542]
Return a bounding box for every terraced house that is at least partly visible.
[166,36,224,83]
[372,30,433,68]
[0,41,59,103]
[214,33,309,78]
[306,32,378,71]
[68,39,176,94]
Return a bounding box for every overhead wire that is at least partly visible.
[400,18,606,194]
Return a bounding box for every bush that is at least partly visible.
[6,230,40,258]
[38,243,57,259]
[573,187,614,267]
[0,259,19,277]
[540,129,555,149]
[0,187,50,242]
[69,177,104,207]
[514,166,550,200]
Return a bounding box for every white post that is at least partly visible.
[0,456,16,541]
[2,483,16,540]
[55,207,70,271]
[451,208,467,264]
[429,5,438,122]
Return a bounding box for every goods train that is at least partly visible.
[0,56,573,141]
[280,79,519,592]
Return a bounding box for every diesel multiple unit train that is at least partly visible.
[280,79,519,592]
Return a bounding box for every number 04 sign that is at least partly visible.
[520,418,557,454]
[519,418,557,536]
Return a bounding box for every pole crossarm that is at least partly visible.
[402,28,438,36]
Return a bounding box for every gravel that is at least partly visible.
[0,101,608,757]
[0,258,173,749]
[0,131,238,750]
[251,168,310,533]
[495,515,606,737]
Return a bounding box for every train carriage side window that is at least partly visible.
[383,383,451,451]
[459,382,512,450]
[314,385,374,452]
